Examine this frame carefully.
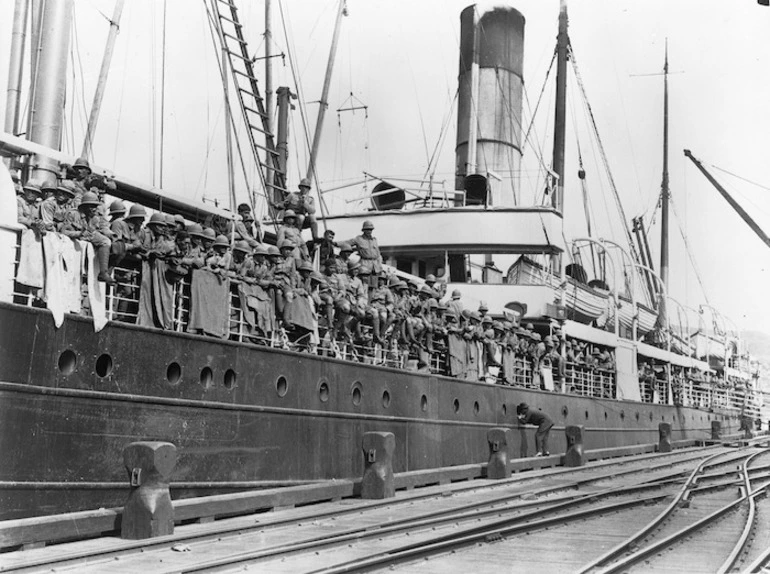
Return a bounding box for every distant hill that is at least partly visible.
[742,330,770,364]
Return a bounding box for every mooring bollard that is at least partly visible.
[486,428,511,479]
[361,432,395,499]
[711,420,722,440]
[563,425,585,467]
[658,422,672,453]
[121,441,176,540]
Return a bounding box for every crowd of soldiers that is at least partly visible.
[14,161,617,385]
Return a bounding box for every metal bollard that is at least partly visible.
[121,441,176,540]
[486,428,511,479]
[563,425,585,467]
[658,422,672,453]
[711,420,722,440]
[361,432,395,499]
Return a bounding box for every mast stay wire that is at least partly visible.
[709,163,770,192]
[569,44,641,267]
[112,5,131,169]
[277,0,330,225]
[668,187,712,310]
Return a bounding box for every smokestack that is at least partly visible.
[455,4,525,207]
[28,0,74,185]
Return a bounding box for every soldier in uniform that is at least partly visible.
[335,242,353,271]
[318,228,336,264]
[228,203,261,249]
[40,181,75,232]
[206,235,232,274]
[276,210,308,262]
[368,272,394,344]
[345,259,368,341]
[61,191,115,284]
[446,289,464,322]
[348,220,383,286]
[271,178,319,242]
[17,181,43,231]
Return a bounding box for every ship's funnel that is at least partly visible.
[455,4,525,207]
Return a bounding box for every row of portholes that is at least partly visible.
[57,349,236,389]
[56,350,737,423]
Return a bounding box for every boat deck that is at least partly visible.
[2,434,769,573]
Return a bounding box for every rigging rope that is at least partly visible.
[569,44,640,266]
[668,191,712,309]
[278,0,330,223]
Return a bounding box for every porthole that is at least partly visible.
[585,411,589,420]
[166,362,182,385]
[635,412,640,421]
[95,353,113,378]
[502,404,507,416]
[276,375,288,397]
[604,412,608,420]
[58,350,77,375]
[662,415,665,421]
[649,412,654,421]
[473,401,480,415]
[562,406,569,418]
[319,380,329,402]
[224,369,236,389]
[382,390,391,409]
[200,367,213,388]
[421,394,428,412]
[620,410,625,420]
[453,398,460,413]
[351,382,362,406]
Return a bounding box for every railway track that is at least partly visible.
[2,442,769,573]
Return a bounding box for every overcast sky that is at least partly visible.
[1,0,769,336]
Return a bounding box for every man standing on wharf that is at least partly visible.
[516,403,554,457]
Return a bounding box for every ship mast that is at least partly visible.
[305,0,347,184]
[658,43,670,331]
[551,0,568,214]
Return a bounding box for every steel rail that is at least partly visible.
[743,544,770,573]
[717,451,764,574]
[576,449,729,574]
[3,448,747,574]
[181,452,754,573]
[176,468,695,573]
[597,457,770,573]
[304,494,674,574]
[1,450,718,573]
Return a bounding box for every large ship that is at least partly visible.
[0,0,764,521]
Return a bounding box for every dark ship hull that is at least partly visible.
[0,302,737,520]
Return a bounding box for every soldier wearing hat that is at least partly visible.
[225,203,260,249]
[141,213,175,262]
[368,272,395,344]
[272,239,300,322]
[107,200,135,268]
[227,240,255,283]
[271,177,319,241]
[165,230,196,282]
[39,181,74,232]
[344,259,368,340]
[67,157,92,200]
[17,181,43,231]
[346,220,382,285]
[61,191,115,284]
[277,209,308,262]
[335,241,353,271]
[206,235,232,274]
[445,288,464,322]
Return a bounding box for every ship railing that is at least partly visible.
[564,362,616,399]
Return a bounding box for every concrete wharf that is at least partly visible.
[2,432,769,573]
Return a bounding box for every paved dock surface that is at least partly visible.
[2,442,770,573]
